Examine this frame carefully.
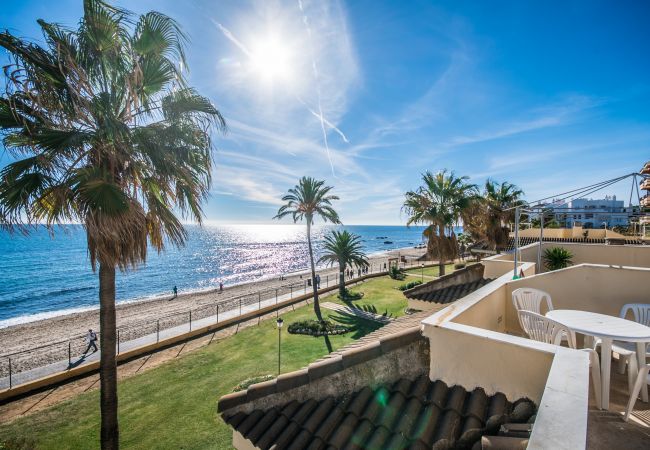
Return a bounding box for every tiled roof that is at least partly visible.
[222,375,536,450]
[407,278,493,304]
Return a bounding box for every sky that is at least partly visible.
[1,0,649,225]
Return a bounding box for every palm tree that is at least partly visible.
[318,230,368,298]
[0,2,225,448]
[483,180,526,250]
[403,170,477,276]
[274,177,340,321]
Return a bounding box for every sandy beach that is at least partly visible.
[0,246,427,371]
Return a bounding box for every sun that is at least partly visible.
[249,35,294,83]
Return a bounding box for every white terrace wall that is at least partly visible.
[512,227,625,240]
[489,242,650,273]
[504,264,650,335]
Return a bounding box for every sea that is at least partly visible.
[0,224,429,327]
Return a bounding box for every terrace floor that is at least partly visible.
[588,368,650,449]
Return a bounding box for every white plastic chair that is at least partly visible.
[624,363,650,422]
[518,310,602,409]
[512,288,568,342]
[512,288,554,317]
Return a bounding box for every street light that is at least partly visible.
[276,317,284,375]
[421,263,424,282]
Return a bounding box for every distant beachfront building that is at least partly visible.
[550,195,628,228]
[641,161,650,235]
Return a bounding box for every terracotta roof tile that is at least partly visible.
[407,278,493,304]
[223,376,536,449]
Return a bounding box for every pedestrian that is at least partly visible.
[83,329,98,355]
[172,285,177,299]
[316,274,321,288]
[383,262,387,270]
[219,282,224,293]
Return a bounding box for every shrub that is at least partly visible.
[397,280,423,291]
[232,374,275,392]
[338,288,364,301]
[542,247,574,271]
[287,320,350,336]
[454,263,466,269]
[388,265,406,280]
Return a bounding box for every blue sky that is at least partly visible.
[2,0,649,224]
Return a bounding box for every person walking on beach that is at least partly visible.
[83,329,98,355]
[219,282,224,293]
[172,285,178,299]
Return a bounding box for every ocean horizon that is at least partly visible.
[0,224,440,327]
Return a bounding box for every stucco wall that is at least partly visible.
[513,227,625,240]
[424,323,554,403]
[504,264,650,335]
[489,242,650,274]
[451,284,507,333]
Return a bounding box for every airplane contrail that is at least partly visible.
[296,96,349,143]
[213,20,253,58]
[297,0,337,177]
[213,13,345,176]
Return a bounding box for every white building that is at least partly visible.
[551,195,628,228]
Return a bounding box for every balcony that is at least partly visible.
[422,243,650,449]
[640,178,650,191]
[641,195,650,208]
[641,161,650,175]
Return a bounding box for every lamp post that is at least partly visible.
[421,263,424,282]
[276,317,284,375]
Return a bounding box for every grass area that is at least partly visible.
[0,305,383,449]
[330,275,409,319]
[404,263,457,278]
[0,276,408,450]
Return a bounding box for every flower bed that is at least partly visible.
[287,320,350,336]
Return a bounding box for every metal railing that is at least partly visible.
[0,257,434,389]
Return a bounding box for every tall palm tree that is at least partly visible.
[0,2,225,448]
[403,170,477,276]
[318,230,368,298]
[274,177,340,321]
[483,180,526,250]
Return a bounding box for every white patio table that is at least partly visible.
[546,309,650,410]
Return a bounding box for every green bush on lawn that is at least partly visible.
[397,280,423,291]
[287,320,350,336]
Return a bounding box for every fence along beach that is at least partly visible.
[0,245,427,389]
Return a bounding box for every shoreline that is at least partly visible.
[0,245,423,330]
[0,246,426,361]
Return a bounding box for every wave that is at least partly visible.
[0,304,99,328]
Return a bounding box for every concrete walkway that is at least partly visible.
[0,286,307,390]
[0,259,438,392]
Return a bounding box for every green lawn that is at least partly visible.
[0,277,407,450]
[404,263,457,278]
[330,275,409,318]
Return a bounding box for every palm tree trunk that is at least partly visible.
[438,223,446,276]
[99,262,119,450]
[306,221,323,322]
[338,259,346,298]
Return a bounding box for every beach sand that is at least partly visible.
[0,247,427,372]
